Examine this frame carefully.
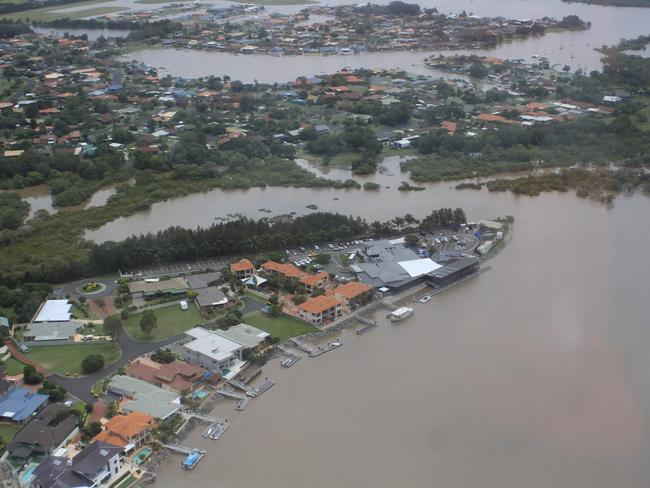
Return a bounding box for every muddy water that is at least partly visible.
[153,191,650,488]
[128,0,650,81]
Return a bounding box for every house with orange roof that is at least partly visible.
[478,113,518,125]
[93,412,157,452]
[440,121,457,134]
[230,258,255,279]
[261,261,304,280]
[125,358,205,393]
[298,296,341,325]
[334,282,373,308]
[300,271,329,294]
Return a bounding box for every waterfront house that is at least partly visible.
[180,327,244,373]
[108,376,181,420]
[33,441,124,488]
[300,271,329,294]
[93,412,157,451]
[298,296,342,326]
[334,282,374,309]
[7,404,79,464]
[230,259,255,279]
[126,358,204,392]
[216,323,270,351]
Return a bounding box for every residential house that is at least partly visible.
[0,387,49,423]
[33,441,124,488]
[300,271,329,294]
[216,323,269,350]
[230,259,255,280]
[7,404,79,464]
[297,296,342,325]
[108,376,181,420]
[185,272,228,311]
[126,358,204,392]
[23,321,81,344]
[93,412,157,451]
[261,261,304,279]
[334,282,374,309]
[180,327,243,373]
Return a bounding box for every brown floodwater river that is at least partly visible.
[144,187,650,488]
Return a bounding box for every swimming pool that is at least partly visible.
[21,464,38,484]
[132,447,152,465]
[192,389,209,399]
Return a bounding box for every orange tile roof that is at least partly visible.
[440,121,457,133]
[262,261,304,279]
[299,295,341,314]
[230,258,254,273]
[94,412,156,447]
[300,271,328,287]
[478,113,517,125]
[335,281,372,299]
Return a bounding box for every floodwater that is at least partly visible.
[153,190,650,488]
[17,183,118,220]
[127,0,650,81]
[84,155,514,242]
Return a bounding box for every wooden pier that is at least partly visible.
[309,341,342,358]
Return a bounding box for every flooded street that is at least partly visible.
[153,191,650,488]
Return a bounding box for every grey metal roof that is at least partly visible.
[186,272,222,290]
[72,441,122,476]
[428,257,479,279]
[195,287,227,307]
[23,321,80,341]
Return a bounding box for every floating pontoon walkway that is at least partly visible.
[162,444,205,456]
[309,341,342,358]
[252,379,275,397]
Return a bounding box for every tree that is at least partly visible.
[81,354,105,374]
[103,315,123,340]
[405,234,420,246]
[140,310,158,336]
[151,348,175,364]
[469,63,488,79]
[23,365,43,385]
[82,421,102,439]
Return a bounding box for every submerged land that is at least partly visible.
[0,1,649,485]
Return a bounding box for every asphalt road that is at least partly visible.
[50,330,183,404]
[56,277,117,300]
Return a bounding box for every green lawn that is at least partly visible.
[111,474,137,488]
[243,311,316,341]
[82,324,106,336]
[0,423,20,445]
[124,303,205,341]
[27,343,121,376]
[2,357,26,376]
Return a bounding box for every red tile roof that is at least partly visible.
[299,295,341,314]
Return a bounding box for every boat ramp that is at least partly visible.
[355,314,378,335]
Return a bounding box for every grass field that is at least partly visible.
[0,423,20,445]
[2,357,26,375]
[2,0,126,21]
[27,342,121,375]
[124,303,205,341]
[243,311,316,340]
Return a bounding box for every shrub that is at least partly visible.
[81,354,105,374]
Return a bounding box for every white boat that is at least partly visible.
[418,295,431,304]
[388,307,413,322]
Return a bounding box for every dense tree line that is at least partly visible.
[0,282,52,324]
[0,20,31,38]
[89,208,466,273]
[350,1,421,17]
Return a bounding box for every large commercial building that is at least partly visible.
[425,257,480,288]
[351,239,442,293]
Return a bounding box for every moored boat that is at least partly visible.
[388,307,413,322]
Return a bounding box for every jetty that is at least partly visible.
[235,396,251,411]
[277,344,301,367]
[218,388,245,400]
[202,420,230,440]
[291,338,317,355]
[355,314,378,335]
[252,379,275,397]
[162,444,205,456]
[229,379,256,395]
[309,341,342,358]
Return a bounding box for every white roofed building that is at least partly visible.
[180,327,244,373]
[33,300,72,322]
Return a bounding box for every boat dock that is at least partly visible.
[162,444,205,456]
[235,396,251,411]
[202,419,230,440]
[309,341,342,358]
[291,338,317,355]
[276,344,301,367]
[355,314,378,335]
[252,379,275,397]
[219,388,245,400]
[229,379,256,395]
